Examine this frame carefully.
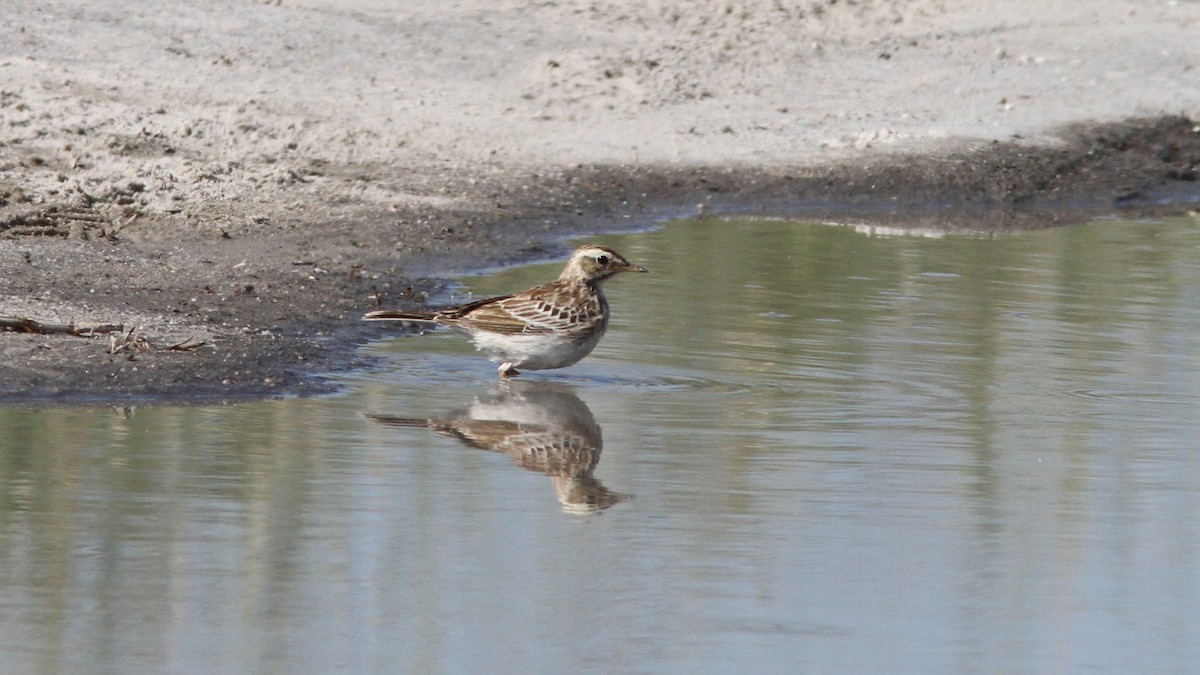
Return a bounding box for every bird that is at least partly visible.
[363,244,647,377]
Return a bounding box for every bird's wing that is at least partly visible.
[443,285,580,335]
[435,293,536,334]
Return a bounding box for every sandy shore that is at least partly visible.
[2,0,1200,403]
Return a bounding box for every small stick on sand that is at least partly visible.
[165,337,207,351]
[108,326,154,355]
[0,315,125,336]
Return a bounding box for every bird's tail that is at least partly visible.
[362,309,437,322]
[365,413,436,428]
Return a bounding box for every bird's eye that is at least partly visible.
[596,254,610,265]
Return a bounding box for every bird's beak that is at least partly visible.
[626,263,649,273]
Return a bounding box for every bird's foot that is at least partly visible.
[498,363,521,378]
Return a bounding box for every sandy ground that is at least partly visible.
[2,0,1200,403]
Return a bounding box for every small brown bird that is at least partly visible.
[363,244,647,377]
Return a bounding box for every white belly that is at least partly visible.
[468,327,606,371]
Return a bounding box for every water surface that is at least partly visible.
[3,215,1199,673]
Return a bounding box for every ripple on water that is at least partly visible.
[1065,388,1199,406]
[357,347,760,395]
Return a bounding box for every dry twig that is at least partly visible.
[108,326,154,355]
[5,314,207,356]
[1,315,124,336]
[165,337,207,351]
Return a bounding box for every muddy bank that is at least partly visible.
[2,115,1199,404]
[565,116,1200,231]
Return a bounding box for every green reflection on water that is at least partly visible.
[2,214,1200,673]
[459,215,1199,444]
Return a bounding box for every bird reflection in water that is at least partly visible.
[369,381,630,513]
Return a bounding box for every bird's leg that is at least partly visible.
[498,363,520,378]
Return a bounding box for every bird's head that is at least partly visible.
[560,244,648,283]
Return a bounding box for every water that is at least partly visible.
[3,215,1200,673]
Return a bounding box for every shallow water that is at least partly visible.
[3,215,1200,673]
